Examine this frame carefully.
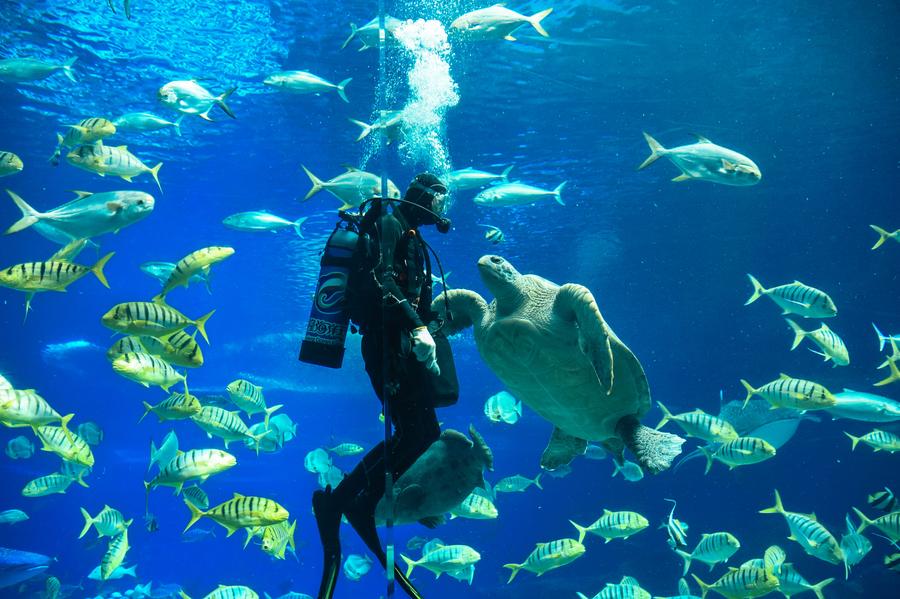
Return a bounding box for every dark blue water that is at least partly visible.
[1,1,899,598]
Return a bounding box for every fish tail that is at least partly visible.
[5,189,41,234]
[264,404,283,430]
[870,224,891,250]
[502,563,523,583]
[852,507,873,534]
[179,591,192,599]
[872,322,887,351]
[63,57,77,82]
[301,165,325,200]
[675,548,692,576]
[528,8,553,37]
[293,217,307,238]
[124,0,132,20]
[194,310,216,345]
[173,115,184,137]
[49,134,63,165]
[74,468,89,488]
[569,520,587,544]
[691,574,710,599]
[638,132,666,170]
[501,164,514,181]
[811,577,834,599]
[78,507,94,539]
[400,554,417,578]
[287,520,297,551]
[336,78,352,104]
[744,273,766,305]
[844,431,861,450]
[341,23,358,50]
[59,413,74,436]
[785,318,806,350]
[759,489,785,515]
[91,252,114,289]
[348,118,373,142]
[183,497,206,533]
[698,446,713,475]
[139,402,153,424]
[149,162,163,193]
[740,379,757,408]
[654,400,673,430]
[148,440,158,471]
[533,472,543,490]
[552,181,566,206]
[875,358,900,387]
[217,87,237,119]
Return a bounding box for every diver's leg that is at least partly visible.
[312,486,342,599]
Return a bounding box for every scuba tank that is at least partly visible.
[298,218,359,369]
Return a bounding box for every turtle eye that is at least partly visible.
[490,256,502,265]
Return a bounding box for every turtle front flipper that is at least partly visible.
[615,415,685,474]
[432,289,489,334]
[554,283,614,393]
[540,426,588,471]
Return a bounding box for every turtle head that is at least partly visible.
[478,254,520,292]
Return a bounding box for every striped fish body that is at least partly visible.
[65,142,161,187]
[22,472,86,496]
[147,448,236,493]
[112,352,184,391]
[840,516,872,574]
[763,545,786,574]
[853,508,900,541]
[503,538,585,582]
[191,405,254,446]
[676,532,740,574]
[184,493,289,536]
[158,246,234,298]
[260,520,296,558]
[100,530,129,580]
[44,576,60,599]
[0,151,24,176]
[327,442,364,456]
[101,302,213,343]
[886,553,900,572]
[786,319,849,365]
[0,389,69,428]
[846,429,900,452]
[450,492,499,519]
[58,118,116,148]
[183,485,210,510]
[868,487,897,512]
[777,563,833,597]
[141,392,201,422]
[36,425,94,467]
[106,336,145,361]
[761,491,843,564]
[226,379,266,414]
[594,583,651,599]
[702,437,776,473]
[692,566,779,599]
[156,330,204,367]
[79,505,130,538]
[571,510,650,543]
[198,586,258,599]
[745,275,837,318]
[655,402,738,443]
[741,374,836,410]
[407,544,481,577]
[0,255,112,292]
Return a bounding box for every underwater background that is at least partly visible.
[1,0,899,597]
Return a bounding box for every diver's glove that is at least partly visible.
[411,326,440,375]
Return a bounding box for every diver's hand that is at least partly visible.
[411,326,440,375]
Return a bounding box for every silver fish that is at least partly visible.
[447,166,513,190]
[140,261,211,292]
[222,211,307,237]
[828,389,900,422]
[451,6,553,42]
[264,71,351,103]
[301,165,400,210]
[0,57,76,83]
[0,151,24,177]
[158,80,236,120]
[473,181,566,207]
[349,110,404,143]
[341,15,403,51]
[113,112,183,136]
[639,133,761,186]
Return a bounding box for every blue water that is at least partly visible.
[1,1,899,597]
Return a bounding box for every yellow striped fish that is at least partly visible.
[853,508,900,542]
[183,485,209,510]
[576,581,651,599]
[740,374,836,410]
[183,492,289,535]
[0,388,72,430]
[760,490,843,564]
[570,510,649,544]
[191,405,266,450]
[503,537,585,583]
[225,379,281,427]
[0,151,24,176]
[745,274,837,318]
[692,566,779,599]
[101,301,214,343]
[763,544,786,575]
[79,505,132,538]
[675,532,741,574]
[100,529,129,580]
[844,429,900,453]
[140,391,201,422]
[66,141,162,192]
[106,336,146,361]
[401,543,481,578]
[156,246,234,300]
[144,448,236,494]
[655,401,738,443]
[22,471,88,496]
[259,520,296,559]
[108,333,204,368]
[49,117,116,164]
[35,425,94,467]
[785,318,849,366]
[180,585,259,599]
[112,352,184,391]
[450,491,499,520]
[699,436,776,474]
[0,252,113,317]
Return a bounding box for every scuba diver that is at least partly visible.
[312,173,458,599]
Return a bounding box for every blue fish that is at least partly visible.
[0,547,54,589]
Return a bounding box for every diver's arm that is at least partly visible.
[374,215,425,331]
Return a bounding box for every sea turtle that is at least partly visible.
[433,255,684,473]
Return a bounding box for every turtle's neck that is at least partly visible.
[489,277,528,317]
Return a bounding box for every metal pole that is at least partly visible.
[377,2,395,596]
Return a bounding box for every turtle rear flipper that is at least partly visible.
[616,415,685,474]
[540,426,587,471]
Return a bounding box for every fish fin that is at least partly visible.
[173,115,184,137]
[502,563,523,584]
[194,310,215,344]
[301,165,324,200]
[638,132,665,170]
[336,78,352,103]
[870,225,892,250]
[759,489,785,515]
[722,159,736,172]
[569,520,587,544]
[740,379,757,408]
[292,217,307,238]
[90,252,114,288]
[784,318,806,350]
[341,23,359,50]
[4,189,42,234]
[552,181,566,206]
[63,57,77,82]
[874,358,900,386]
[504,34,517,41]
[79,507,94,539]
[528,7,553,37]
[692,133,713,144]
[217,87,238,118]
[654,400,674,430]
[149,162,163,193]
[348,118,373,142]
[672,174,691,182]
